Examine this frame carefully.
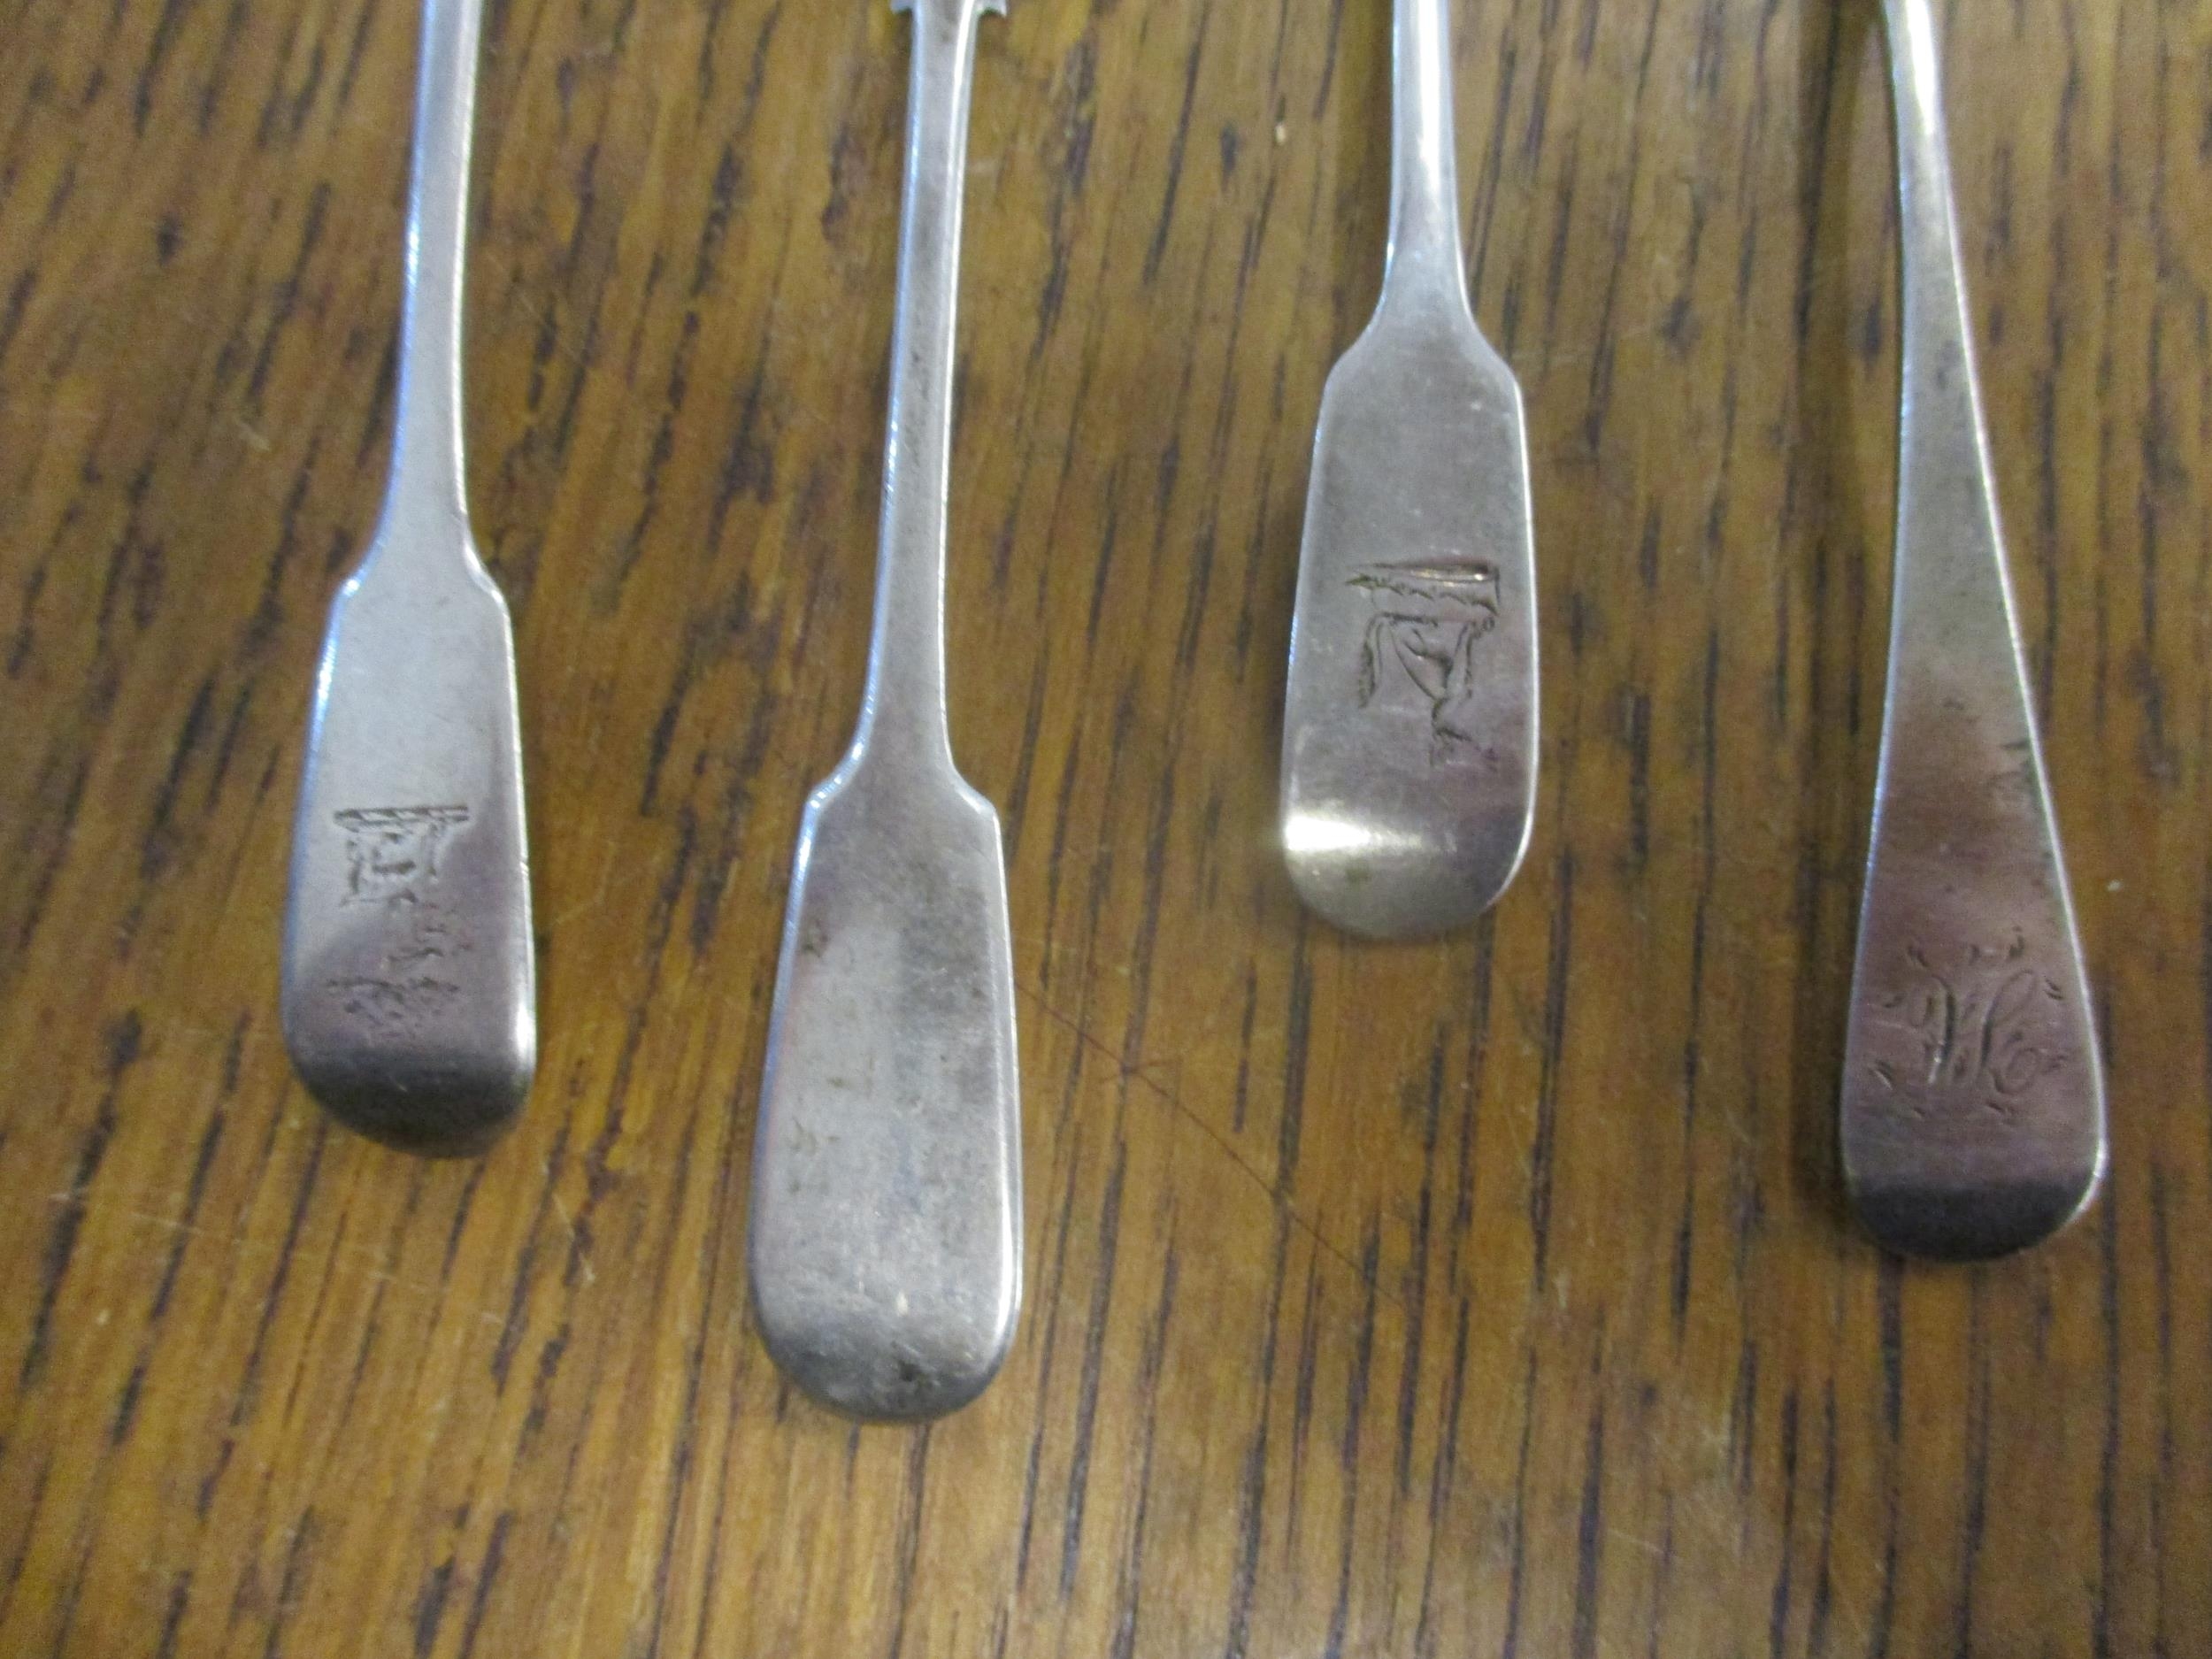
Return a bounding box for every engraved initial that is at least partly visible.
[1870,933,2070,1117]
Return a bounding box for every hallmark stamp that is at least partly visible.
[325,971,465,1031]
[1348,561,1500,763]
[322,897,468,1033]
[1867,933,2071,1118]
[335,805,470,905]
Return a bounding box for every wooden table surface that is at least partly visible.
[3,1,2206,1654]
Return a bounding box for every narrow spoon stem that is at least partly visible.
[857,0,985,764]
[385,0,483,547]
[1385,0,1464,293]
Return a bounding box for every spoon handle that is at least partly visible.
[1842,0,2105,1257]
[280,0,535,1156]
[748,0,1021,1421]
[1279,0,1537,937]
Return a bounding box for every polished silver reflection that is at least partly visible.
[749,0,1020,1421]
[1842,0,2106,1260]
[280,0,534,1157]
[1280,0,1537,938]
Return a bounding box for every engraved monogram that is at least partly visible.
[1348,560,1500,764]
[1867,933,2070,1118]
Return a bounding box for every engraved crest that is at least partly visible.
[1348,561,1500,763]
[325,806,475,1027]
[1867,933,2071,1118]
[335,805,470,905]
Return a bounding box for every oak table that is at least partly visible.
[2,3,2204,1655]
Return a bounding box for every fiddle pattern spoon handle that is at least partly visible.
[280,0,536,1156]
[748,0,1022,1421]
[1279,0,1539,939]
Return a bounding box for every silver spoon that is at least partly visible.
[749,0,1021,1421]
[1279,0,1538,939]
[280,0,534,1157]
[1841,0,2106,1259]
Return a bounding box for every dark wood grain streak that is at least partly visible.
[0,2,2205,1655]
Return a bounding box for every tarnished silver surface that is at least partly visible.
[749,0,1021,1422]
[1841,0,2105,1260]
[1279,0,1537,939]
[280,0,534,1158]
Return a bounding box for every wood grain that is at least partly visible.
[2,1,2206,1654]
